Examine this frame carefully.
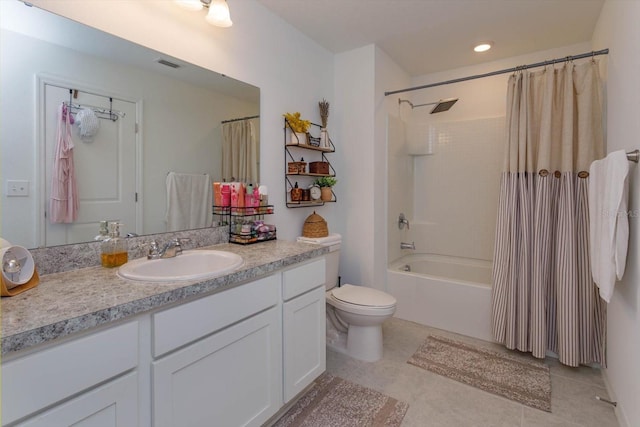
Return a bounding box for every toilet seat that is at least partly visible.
[327,285,396,317]
[331,284,396,308]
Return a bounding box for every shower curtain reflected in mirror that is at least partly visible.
[491,60,606,367]
[221,119,258,184]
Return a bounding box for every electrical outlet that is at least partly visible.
[6,180,29,197]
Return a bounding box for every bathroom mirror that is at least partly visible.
[0,2,260,249]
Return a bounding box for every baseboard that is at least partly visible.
[601,369,630,427]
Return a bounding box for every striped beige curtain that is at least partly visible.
[221,120,258,183]
[491,61,607,367]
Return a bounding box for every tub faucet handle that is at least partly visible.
[398,213,410,230]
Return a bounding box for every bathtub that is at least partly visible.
[387,253,493,341]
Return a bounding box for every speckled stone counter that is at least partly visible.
[1,240,327,355]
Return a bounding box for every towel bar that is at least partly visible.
[628,149,639,163]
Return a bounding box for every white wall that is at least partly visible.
[592,2,640,426]
[333,44,411,291]
[17,0,336,245]
[333,45,375,288]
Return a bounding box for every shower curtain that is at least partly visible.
[221,120,258,184]
[491,60,606,367]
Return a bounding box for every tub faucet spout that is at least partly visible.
[400,242,415,250]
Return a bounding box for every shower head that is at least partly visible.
[429,98,458,114]
[398,97,459,114]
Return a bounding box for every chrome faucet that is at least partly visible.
[400,241,415,250]
[147,238,190,259]
[398,213,410,230]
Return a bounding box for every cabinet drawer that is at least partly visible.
[2,321,138,426]
[153,273,280,357]
[282,258,325,301]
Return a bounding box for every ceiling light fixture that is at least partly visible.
[473,42,493,53]
[174,0,233,28]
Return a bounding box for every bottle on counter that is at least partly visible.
[259,185,268,207]
[221,184,231,207]
[101,222,128,268]
[253,185,260,208]
[245,183,254,213]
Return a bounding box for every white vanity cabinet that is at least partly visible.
[151,273,282,427]
[282,259,326,402]
[2,253,328,427]
[2,321,139,427]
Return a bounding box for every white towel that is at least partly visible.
[165,172,213,232]
[588,150,630,303]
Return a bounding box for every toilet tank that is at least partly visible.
[297,233,341,290]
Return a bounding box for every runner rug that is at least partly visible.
[407,335,551,412]
[273,373,409,426]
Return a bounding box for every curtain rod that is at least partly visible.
[221,115,260,124]
[384,48,609,96]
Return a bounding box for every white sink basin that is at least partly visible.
[118,250,243,282]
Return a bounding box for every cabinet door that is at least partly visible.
[2,322,138,426]
[17,372,138,427]
[152,306,282,427]
[283,286,326,402]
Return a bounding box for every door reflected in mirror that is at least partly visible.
[0,1,260,249]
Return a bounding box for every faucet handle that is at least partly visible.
[145,240,161,259]
[171,238,190,256]
[398,213,410,230]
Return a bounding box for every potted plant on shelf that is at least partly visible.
[283,112,311,145]
[314,176,337,201]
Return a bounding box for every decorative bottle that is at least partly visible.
[101,222,128,268]
[291,182,302,202]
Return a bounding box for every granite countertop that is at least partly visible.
[1,240,327,356]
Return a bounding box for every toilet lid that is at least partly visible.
[331,284,396,308]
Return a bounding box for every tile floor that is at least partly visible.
[325,317,620,427]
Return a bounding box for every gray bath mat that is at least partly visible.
[273,373,409,427]
[408,335,551,412]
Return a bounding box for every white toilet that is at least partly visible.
[297,233,396,362]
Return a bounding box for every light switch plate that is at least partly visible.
[6,180,29,197]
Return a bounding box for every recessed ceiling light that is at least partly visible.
[474,42,493,53]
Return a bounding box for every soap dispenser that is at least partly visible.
[94,221,109,241]
[101,222,128,268]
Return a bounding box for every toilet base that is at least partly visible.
[346,325,384,362]
[326,316,348,354]
[325,315,384,362]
